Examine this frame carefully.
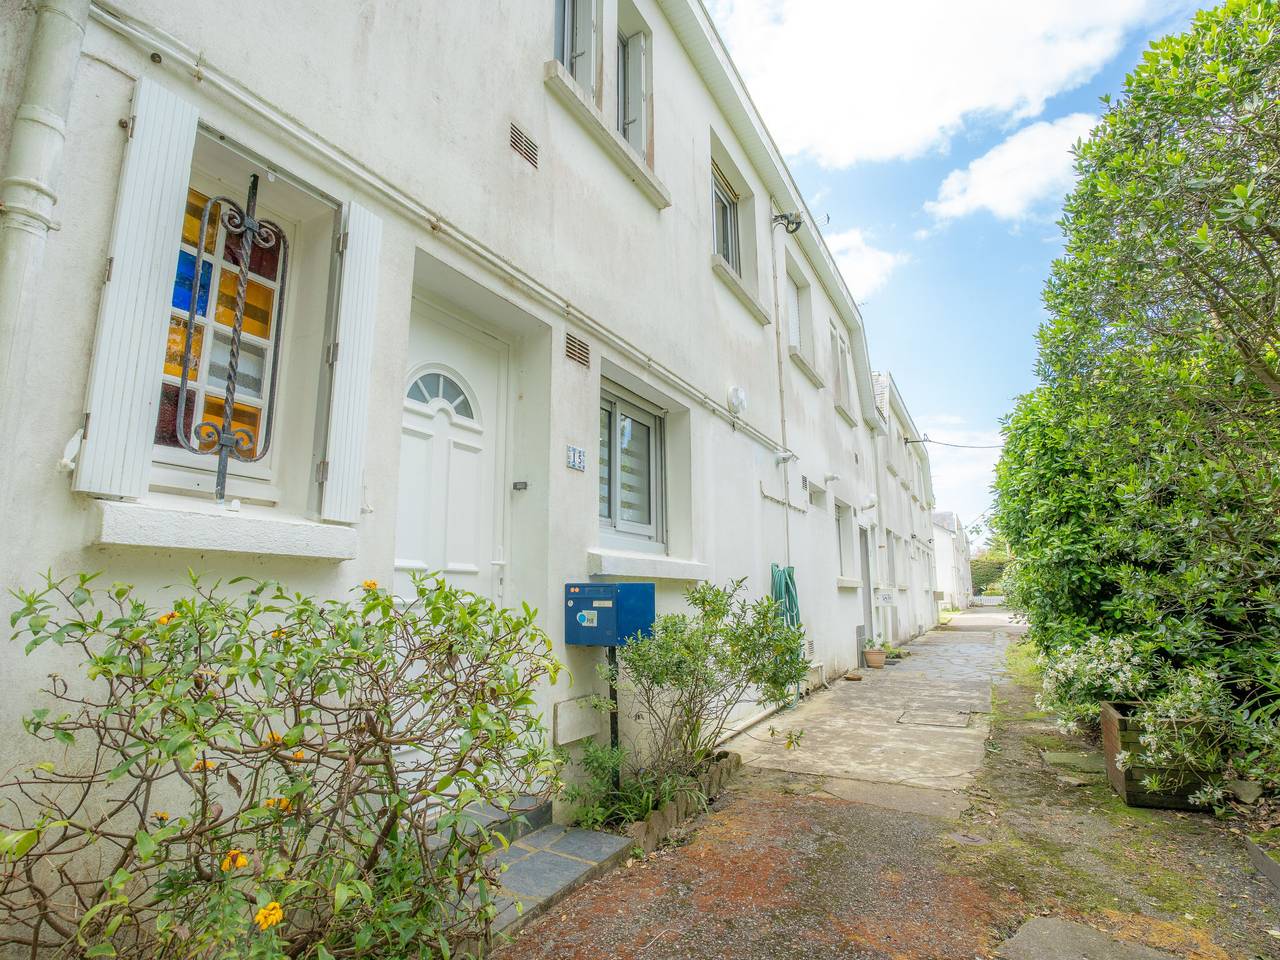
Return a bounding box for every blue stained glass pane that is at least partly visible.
[172,250,212,315]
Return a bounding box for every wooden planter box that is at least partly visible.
[1100,701,1209,810]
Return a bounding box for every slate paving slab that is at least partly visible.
[996,917,1180,960]
[1042,750,1108,774]
[487,826,631,936]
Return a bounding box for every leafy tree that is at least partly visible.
[995,0,1280,798]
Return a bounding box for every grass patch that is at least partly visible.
[1005,640,1042,686]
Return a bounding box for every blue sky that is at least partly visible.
[708,1,1206,536]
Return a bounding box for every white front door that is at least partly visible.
[394,304,507,601]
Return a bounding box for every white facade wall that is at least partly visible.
[0,0,936,770]
[932,512,973,610]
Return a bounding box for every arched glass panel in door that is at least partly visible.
[406,371,474,420]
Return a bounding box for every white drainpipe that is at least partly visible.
[0,0,91,460]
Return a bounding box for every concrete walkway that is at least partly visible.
[725,610,1016,810]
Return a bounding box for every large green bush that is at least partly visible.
[995,0,1280,801]
[1,573,560,959]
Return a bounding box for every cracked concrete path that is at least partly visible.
[724,610,1020,795]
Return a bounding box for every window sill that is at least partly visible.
[788,345,825,387]
[835,399,858,427]
[836,577,860,590]
[711,255,771,326]
[543,59,671,210]
[587,547,709,581]
[93,499,357,560]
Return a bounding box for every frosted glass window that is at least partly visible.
[599,386,662,542]
[618,413,651,525]
[406,371,474,420]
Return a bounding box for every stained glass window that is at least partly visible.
[155,185,284,458]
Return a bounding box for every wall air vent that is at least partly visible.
[565,332,590,367]
[510,122,539,168]
[800,474,809,492]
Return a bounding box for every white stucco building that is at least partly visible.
[932,511,973,610]
[0,0,938,766]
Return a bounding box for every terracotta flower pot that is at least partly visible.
[863,649,886,669]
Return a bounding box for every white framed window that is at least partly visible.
[73,79,383,525]
[555,0,598,98]
[616,31,648,156]
[599,384,664,544]
[712,162,740,275]
[830,321,855,419]
[835,501,854,578]
[786,272,803,349]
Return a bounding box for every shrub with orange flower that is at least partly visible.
[254,901,283,931]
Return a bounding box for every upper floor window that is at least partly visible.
[616,0,650,161]
[599,383,664,544]
[555,0,598,98]
[712,163,740,275]
[835,501,854,578]
[830,322,855,420]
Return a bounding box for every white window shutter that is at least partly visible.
[74,78,199,499]
[623,32,646,153]
[320,201,383,523]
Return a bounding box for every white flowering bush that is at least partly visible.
[1035,633,1154,731]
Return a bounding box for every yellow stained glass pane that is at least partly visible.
[163,316,203,378]
[200,395,261,458]
[215,270,274,339]
[182,188,220,255]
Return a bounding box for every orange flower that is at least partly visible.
[270,628,285,639]
[220,848,248,872]
[291,750,305,761]
[361,579,378,591]
[262,732,284,746]
[191,759,218,772]
[152,811,170,823]
[254,900,283,931]
[156,612,178,626]
[264,797,293,813]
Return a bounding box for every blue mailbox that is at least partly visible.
[564,582,655,647]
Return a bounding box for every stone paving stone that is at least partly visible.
[547,828,630,863]
[497,849,592,899]
[996,917,1179,959]
[491,843,532,868]
[515,824,567,850]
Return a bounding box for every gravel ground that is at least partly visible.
[495,642,1280,960]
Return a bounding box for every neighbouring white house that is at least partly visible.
[0,0,939,773]
[932,511,974,610]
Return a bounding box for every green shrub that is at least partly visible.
[559,743,698,831]
[1,572,561,959]
[607,579,808,780]
[994,0,1280,796]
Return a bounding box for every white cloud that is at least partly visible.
[917,417,1004,538]
[708,1,1172,167]
[925,113,1096,222]
[824,228,907,301]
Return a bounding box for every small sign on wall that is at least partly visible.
[566,444,586,471]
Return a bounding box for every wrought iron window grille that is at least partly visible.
[174,173,289,503]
